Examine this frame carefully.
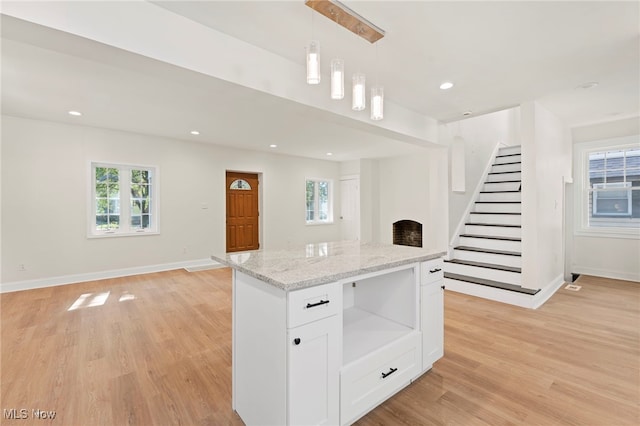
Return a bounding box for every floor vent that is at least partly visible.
[565,284,582,291]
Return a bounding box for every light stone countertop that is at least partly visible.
[211,240,445,291]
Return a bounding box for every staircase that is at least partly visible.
[444,145,540,298]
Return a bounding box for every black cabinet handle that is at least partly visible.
[306,300,329,309]
[441,285,446,290]
[381,367,398,379]
[293,338,301,345]
[429,268,442,273]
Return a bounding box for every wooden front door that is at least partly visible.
[226,172,260,252]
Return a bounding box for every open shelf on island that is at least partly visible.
[341,265,419,367]
[343,306,415,366]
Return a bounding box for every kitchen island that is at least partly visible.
[212,241,445,426]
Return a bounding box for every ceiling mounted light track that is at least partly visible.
[305,0,385,44]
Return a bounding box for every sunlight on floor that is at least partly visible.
[67,291,110,311]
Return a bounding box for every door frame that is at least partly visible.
[225,170,263,252]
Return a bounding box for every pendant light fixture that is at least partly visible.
[330,59,344,100]
[370,43,383,120]
[306,40,321,84]
[352,73,366,111]
[370,86,383,120]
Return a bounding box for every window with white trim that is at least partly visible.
[90,163,158,236]
[306,178,333,224]
[586,147,639,229]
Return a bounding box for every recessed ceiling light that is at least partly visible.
[68,110,82,116]
[439,81,454,90]
[578,81,599,89]
[326,152,333,156]
[463,111,473,116]
[190,130,200,135]
[269,144,277,148]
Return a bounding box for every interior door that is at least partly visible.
[226,172,259,252]
[340,177,360,241]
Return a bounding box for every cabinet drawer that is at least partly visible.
[287,282,340,328]
[421,258,444,285]
[340,332,421,425]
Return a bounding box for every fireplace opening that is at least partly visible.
[393,220,423,248]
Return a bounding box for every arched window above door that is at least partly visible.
[230,179,251,190]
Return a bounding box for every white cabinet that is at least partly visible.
[288,315,340,426]
[421,258,444,371]
[421,282,444,369]
[233,257,444,426]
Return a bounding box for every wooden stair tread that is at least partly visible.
[444,272,538,295]
[471,212,521,215]
[475,201,521,204]
[454,246,521,256]
[480,190,520,194]
[459,234,521,242]
[492,161,521,166]
[484,180,521,183]
[465,223,521,228]
[444,259,521,273]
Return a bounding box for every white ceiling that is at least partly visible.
[2,1,639,162]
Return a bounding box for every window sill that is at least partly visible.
[306,221,334,226]
[87,230,160,239]
[574,228,640,240]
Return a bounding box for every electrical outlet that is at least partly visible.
[182,247,188,254]
[18,264,26,271]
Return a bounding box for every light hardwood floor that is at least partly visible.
[1,270,638,425]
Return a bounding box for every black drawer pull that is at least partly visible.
[293,338,301,345]
[381,367,398,379]
[429,268,442,273]
[306,300,329,309]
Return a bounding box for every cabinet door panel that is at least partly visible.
[422,282,444,370]
[288,316,340,426]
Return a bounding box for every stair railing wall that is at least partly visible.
[447,141,507,259]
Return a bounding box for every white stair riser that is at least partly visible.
[453,249,522,268]
[468,213,521,226]
[444,263,522,286]
[477,192,521,202]
[444,278,535,309]
[498,146,521,156]
[459,236,521,252]
[494,154,521,165]
[486,171,521,182]
[475,203,521,213]
[483,182,521,192]
[464,225,521,238]
[491,163,521,173]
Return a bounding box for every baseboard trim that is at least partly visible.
[572,266,640,283]
[530,274,565,309]
[0,258,223,293]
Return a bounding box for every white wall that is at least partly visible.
[571,117,640,281]
[1,116,341,286]
[521,102,571,290]
[375,150,448,252]
[445,107,521,242]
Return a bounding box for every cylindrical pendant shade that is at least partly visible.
[330,58,344,100]
[306,40,320,84]
[352,73,366,111]
[371,86,384,120]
